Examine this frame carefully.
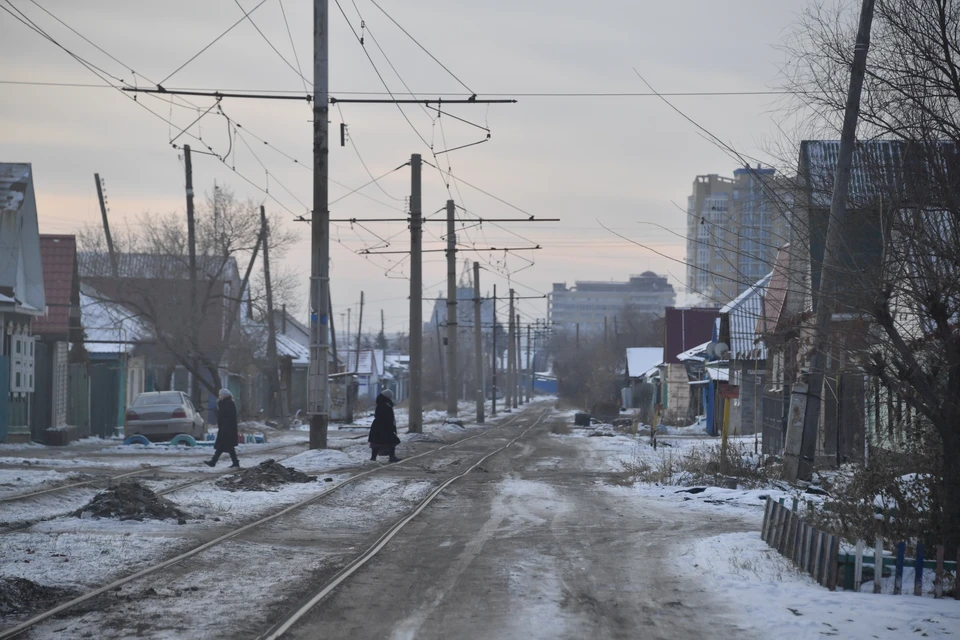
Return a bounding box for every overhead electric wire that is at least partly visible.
[278,0,308,94]
[159,0,271,86]
[232,0,312,89]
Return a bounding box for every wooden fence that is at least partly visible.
[761,497,958,598]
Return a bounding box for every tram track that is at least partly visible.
[0,408,543,639]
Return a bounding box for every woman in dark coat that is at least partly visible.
[206,388,240,468]
[368,389,401,462]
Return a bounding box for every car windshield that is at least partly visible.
[134,392,183,406]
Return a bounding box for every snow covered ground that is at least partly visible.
[557,421,960,639]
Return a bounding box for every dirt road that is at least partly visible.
[281,409,755,640]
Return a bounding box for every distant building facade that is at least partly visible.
[685,167,791,305]
[548,272,675,334]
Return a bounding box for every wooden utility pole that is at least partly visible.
[261,205,282,423]
[408,153,423,432]
[93,173,119,279]
[507,289,515,411]
[513,313,523,409]
[491,284,498,417]
[473,262,484,423]
[445,199,458,417]
[308,0,331,449]
[784,0,875,483]
[184,144,201,413]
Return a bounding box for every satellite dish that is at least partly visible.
[715,342,730,358]
[705,342,718,357]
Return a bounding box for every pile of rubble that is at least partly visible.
[71,481,188,522]
[217,459,316,492]
[0,578,77,616]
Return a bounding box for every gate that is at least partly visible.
[31,341,52,440]
[0,355,8,441]
[90,361,121,438]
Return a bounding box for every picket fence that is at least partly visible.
[760,497,958,598]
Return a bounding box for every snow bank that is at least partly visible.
[683,532,960,639]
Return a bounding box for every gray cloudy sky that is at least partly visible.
[1,0,808,333]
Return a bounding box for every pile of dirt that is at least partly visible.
[71,481,188,522]
[216,459,316,492]
[0,577,78,616]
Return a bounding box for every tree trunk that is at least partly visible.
[940,426,960,555]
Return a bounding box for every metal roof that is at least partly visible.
[720,272,771,361]
[625,347,662,378]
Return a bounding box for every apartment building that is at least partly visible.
[548,272,675,334]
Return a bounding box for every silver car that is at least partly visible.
[124,391,206,441]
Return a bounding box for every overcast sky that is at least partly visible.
[1,0,811,334]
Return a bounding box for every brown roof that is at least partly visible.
[757,244,791,336]
[663,307,720,364]
[34,235,78,336]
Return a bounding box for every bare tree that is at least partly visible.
[79,188,298,399]
[786,0,960,550]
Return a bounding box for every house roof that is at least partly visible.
[720,272,771,360]
[343,349,385,376]
[676,341,710,362]
[276,332,309,366]
[78,252,238,282]
[0,163,45,315]
[663,307,719,363]
[34,235,78,336]
[625,347,662,378]
[79,283,150,354]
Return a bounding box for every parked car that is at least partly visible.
[124,391,205,441]
[486,386,503,400]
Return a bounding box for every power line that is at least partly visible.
[232,0,312,89]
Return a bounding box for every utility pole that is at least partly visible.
[445,199,458,417]
[507,289,515,411]
[409,154,423,432]
[261,205,284,425]
[527,324,533,402]
[515,313,522,407]
[308,0,331,449]
[380,309,385,344]
[473,262,484,423]
[604,316,608,345]
[184,144,200,414]
[783,0,875,483]
[576,322,580,356]
[435,309,445,401]
[491,284,497,417]
[93,174,118,279]
[355,291,364,370]
[346,308,351,355]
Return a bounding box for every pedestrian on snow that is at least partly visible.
[205,388,241,468]
[368,389,401,463]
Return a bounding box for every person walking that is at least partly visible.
[368,389,401,463]
[205,388,240,468]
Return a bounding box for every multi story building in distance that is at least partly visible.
[685,166,791,305]
[548,272,675,334]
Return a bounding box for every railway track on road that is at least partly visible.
[0,408,546,640]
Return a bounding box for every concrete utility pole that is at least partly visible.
[527,324,533,402]
[93,174,118,279]
[435,309,445,400]
[183,144,200,412]
[783,0,875,483]
[355,291,364,370]
[409,154,423,432]
[308,0,331,449]
[261,205,284,424]
[445,199,459,417]
[328,290,338,371]
[473,262,484,423]
[515,313,522,407]
[491,284,497,417]
[506,289,515,411]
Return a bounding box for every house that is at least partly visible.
[660,307,719,423]
[32,235,83,440]
[0,163,46,442]
[80,283,149,438]
[341,348,385,404]
[716,273,771,437]
[623,347,662,417]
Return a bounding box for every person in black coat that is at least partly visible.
[368,389,401,462]
[205,388,240,468]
